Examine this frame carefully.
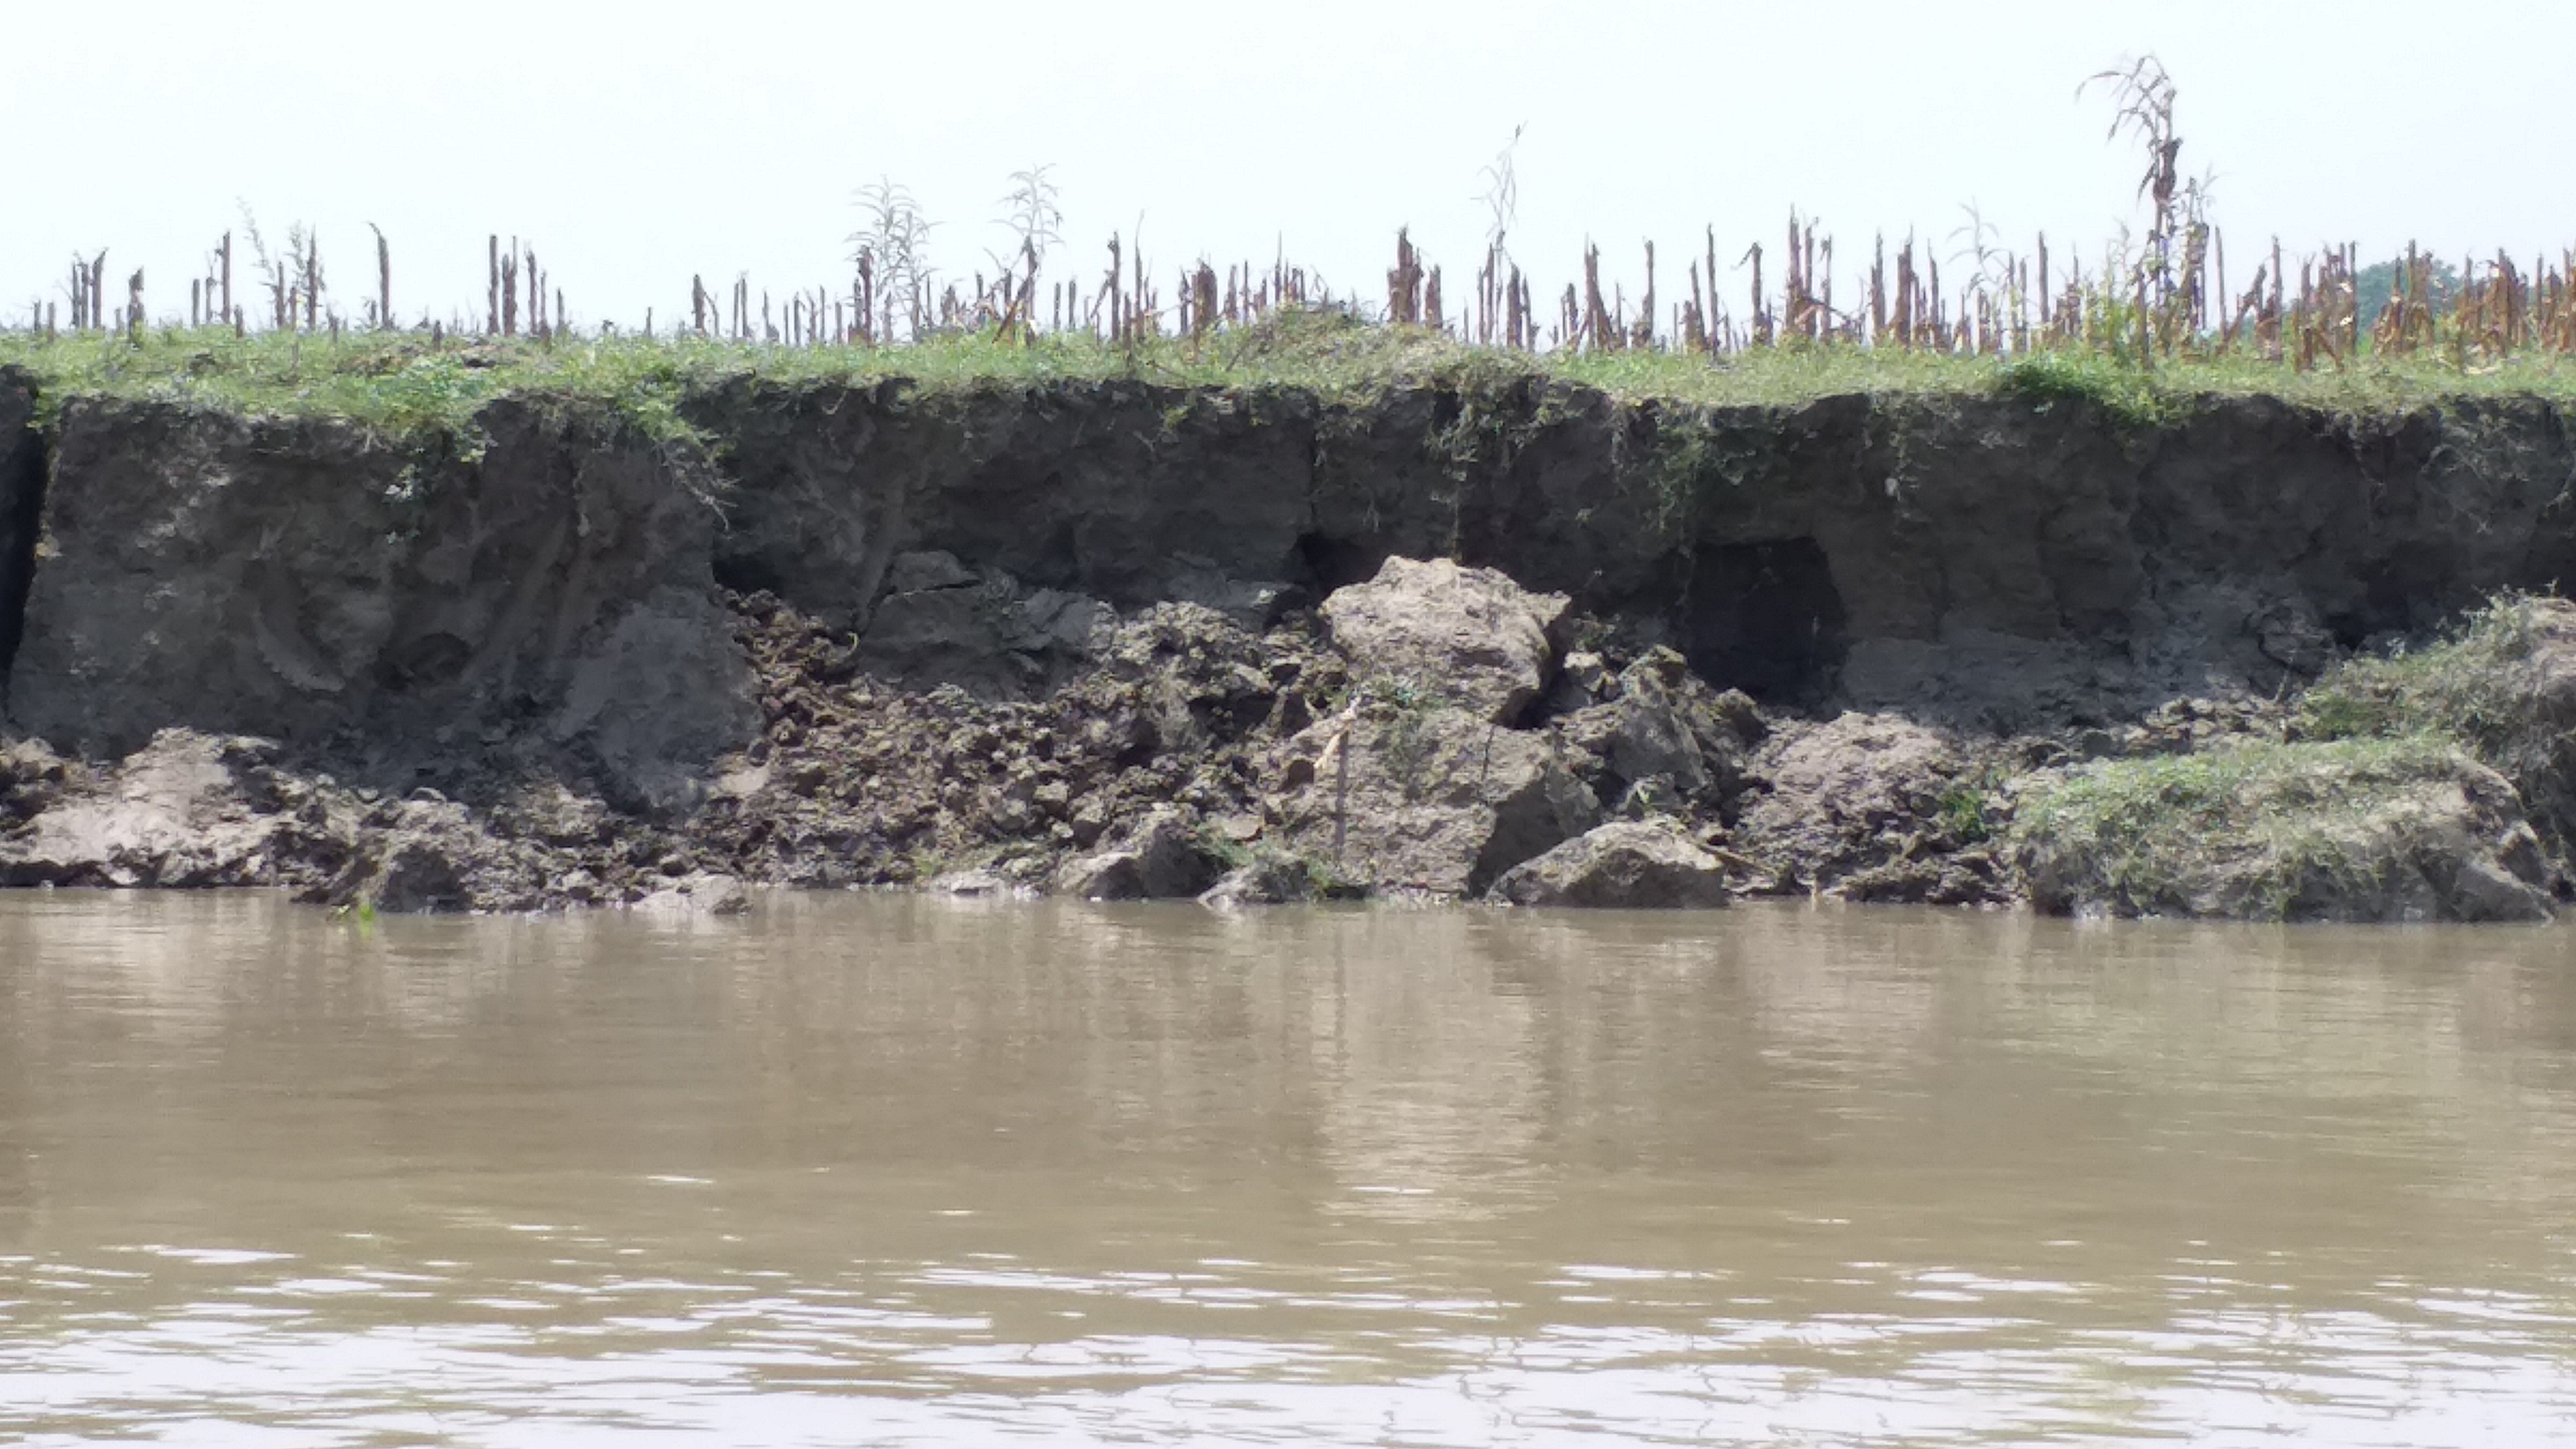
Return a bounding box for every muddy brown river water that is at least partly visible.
[3,893,2575,1446]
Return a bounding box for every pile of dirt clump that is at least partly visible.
[1727,713,2016,907]
[0,555,2081,916]
[1491,821,1734,909]
[0,728,714,912]
[22,550,2562,925]
[693,591,1348,897]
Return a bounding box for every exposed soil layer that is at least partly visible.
[0,372,44,685]
[2,368,2571,918]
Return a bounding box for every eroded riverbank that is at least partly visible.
[4,358,2574,920]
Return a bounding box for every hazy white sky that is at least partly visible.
[11,0,2568,333]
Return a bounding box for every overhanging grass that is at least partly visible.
[5,314,2573,453]
[2012,735,2488,918]
[2301,594,2563,749]
[2298,594,2576,841]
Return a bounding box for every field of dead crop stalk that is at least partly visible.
[7,56,2572,428]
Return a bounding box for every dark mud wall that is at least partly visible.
[4,374,2573,776]
[696,377,1320,621]
[0,369,44,688]
[705,378,2576,721]
[2,391,755,808]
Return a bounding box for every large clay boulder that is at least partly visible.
[2016,736,2556,923]
[633,870,753,917]
[1490,821,1732,908]
[0,737,69,828]
[1556,692,1706,795]
[1272,704,1597,897]
[1732,712,1991,902]
[0,730,291,889]
[322,796,556,914]
[1319,557,1570,725]
[1198,850,1323,908]
[1550,648,1760,813]
[1054,807,1224,901]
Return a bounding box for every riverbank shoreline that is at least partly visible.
[6,345,2574,922]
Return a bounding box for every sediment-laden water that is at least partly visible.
[3,893,2574,1446]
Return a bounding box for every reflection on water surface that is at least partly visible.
[3,892,2574,1445]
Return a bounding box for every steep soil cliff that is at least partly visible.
[694,376,2575,723]
[2,384,755,813]
[0,371,44,693]
[1,363,2569,916]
